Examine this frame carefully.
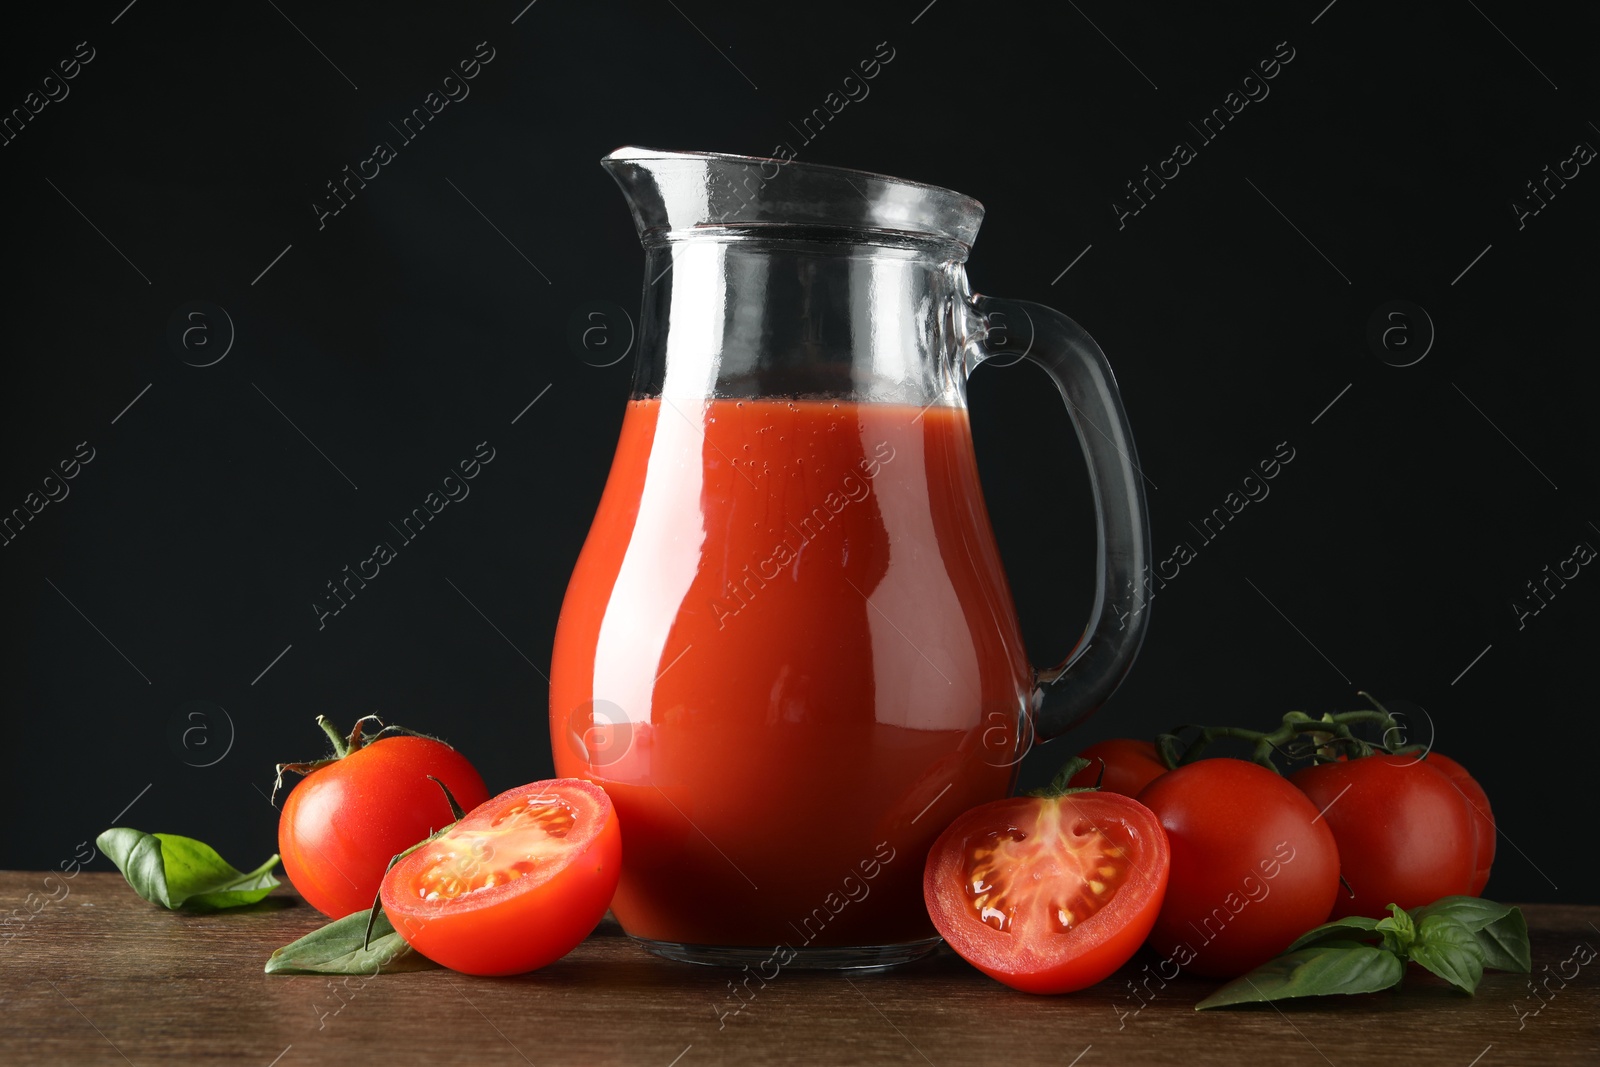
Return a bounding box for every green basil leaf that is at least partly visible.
[1410,896,1510,929]
[1475,908,1532,973]
[97,828,280,911]
[265,907,438,975]
[1410,897,1531,973]
[1374,903,1416,955]
[1409,914,1485,994]
[153,834,281,909]
[1196,943,1405,1010]
[97,828,172,907]
[1287,915,1381,952]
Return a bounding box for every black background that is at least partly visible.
[2,1,1595,906]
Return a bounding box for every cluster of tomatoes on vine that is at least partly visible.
[919,693,1494,993]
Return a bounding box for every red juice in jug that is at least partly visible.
[550,397,1031,948]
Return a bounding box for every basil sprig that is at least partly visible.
[1197,896,1531,1009]
[97,828,281,911]
[265,906,438,975]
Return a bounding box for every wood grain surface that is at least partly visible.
[1,873,1594,1066]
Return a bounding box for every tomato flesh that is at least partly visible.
[381,779,621,976]
[965,816,1131,935]
[925,793,1169,994]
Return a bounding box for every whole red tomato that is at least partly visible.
[1422,752,1495,896]
[1291,754,1474,919]
[923,790,1170,994]
[1065,739,1168,797]
[277,718,489,919]
[1136,758,1340,978]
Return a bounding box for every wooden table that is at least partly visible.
[2,873,1594,1066]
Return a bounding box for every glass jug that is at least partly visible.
[550,147,1151,969]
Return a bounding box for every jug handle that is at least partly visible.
[967,294,1153,742]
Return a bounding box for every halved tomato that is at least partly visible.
[380,779,621,976]
[923,792,1170,994]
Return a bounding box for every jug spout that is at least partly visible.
[599,147,988,405]
[601,146,984,252]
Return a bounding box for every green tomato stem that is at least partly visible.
[1027,756,1101,799]
[317,716,349,758]
[1160,699,1409,773]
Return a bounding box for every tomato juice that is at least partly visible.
[550,398,1031,951]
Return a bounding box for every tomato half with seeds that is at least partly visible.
[923,792,1169,994]
[380,779,621,976]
